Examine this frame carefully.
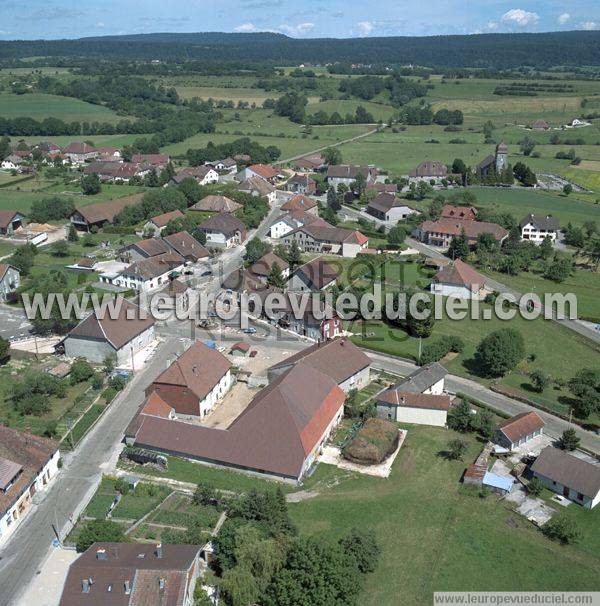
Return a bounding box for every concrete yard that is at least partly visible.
[505,485,556,526]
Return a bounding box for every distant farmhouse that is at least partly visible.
[520,214,560,243]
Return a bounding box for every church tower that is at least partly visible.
[495,142,508,173]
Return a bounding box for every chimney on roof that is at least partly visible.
[82,579,91,593]
[156,543,163,559]
[159,578,166,591]
[400,396,405,404]
[96,548,107,560]
[124,580,131,595]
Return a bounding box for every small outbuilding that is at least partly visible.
[494,411,544,451]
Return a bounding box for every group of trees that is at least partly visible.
[28,196,75,223]
[475,328,525,377]
[396,106,463,126]
[11,371,67,416]
[208,487,380,606]
[447,398,495,439]
[186,137,280,167]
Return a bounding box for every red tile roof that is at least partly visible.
[190,195,241,213]
[281,195,317,212]
[433,260,486,293]
[141,392,174,419]
[420,219,508,242]
[497,412,544,443]
[71,194,144,226]
[377,391,451,410]
[149,210,184,228]
[0,210,22,230]
[248,164,279,180]
[162,231,209,261]
[440,205,477,221]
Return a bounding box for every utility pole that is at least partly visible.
[130,346,135,374]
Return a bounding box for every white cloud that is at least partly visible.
[234,22,258,32]
[96,21,105,28]
[357,21,375,36]
[278,22,315,36]
[580,21,598,30]
[557,13,571,25]
[487,21,498,30]
[501,9,539,27]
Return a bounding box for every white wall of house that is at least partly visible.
[424,378,445,395]
[0,450,60,547]
[386,206,418,221]
[300,404,344,478]
[339,366,370,393]
[532,473,600,509]
[269,220,295,239]
[430,283,479,301]
[113,264,183,293]
[0,267,20,301]
[495,427,543,450]
[198,370,232,417]
[395,407,447,426]
[341,242,366,258]
[521,223,557,243]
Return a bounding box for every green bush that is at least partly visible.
[70,359,95,385]
[420,335,464,365]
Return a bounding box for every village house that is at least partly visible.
[163,231,210,263]
[62,142,98,165]
[59,542,204,606]
[112,251,185,293]
[408,160,448,183]
[0,264,20,302]
[326,164,377,189]
[120,237,172,263]
[155,279,191,314]
[1,154,25,171]
[0,426,60,548]
[367,192,418,221]
[285,174,317,195]
[282,224,369,258]
[131,153,170,169]
[430,259,488,300]
[394,363,447,395]
[415,218,508,249]
[530,447,600,509]
[143,209,185,235]
[146,341,232,418]
[376,390,451,427]
[531,119,550,130]
[209,157,237,174]
[197,213,247,248]
[520,214,560,243]
[494,411,545,450]
[83,161,151,183]
[63,299,155,364]
[69,194,144,231]
[280,194,319,215]
[269,211,330,240]
[287,257,340,291]
[249,251,290,282]
[0,210,25,236]
[237,175,277,205]
[292,153,326,172]
[440,204,477,221]
[279,305,342,341]
[189,195,241,214]
[268,338,371,393]
[239,163,280,183]
[170,165,219,186]
[366,182,398,195]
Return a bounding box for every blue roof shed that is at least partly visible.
[483,472,513,494]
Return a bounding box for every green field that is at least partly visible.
[289,426,600,605]
[0,92,128,123]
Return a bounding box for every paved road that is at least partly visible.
[0,305,33,341]
[365,350,600,456]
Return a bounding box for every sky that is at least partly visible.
[0,0,598,40]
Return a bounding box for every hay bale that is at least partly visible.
[342,418,399,465]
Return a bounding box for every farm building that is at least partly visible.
[143,209,185,235]
[69,194,144,231]
[367,193,418,222]
[376,391,451,427]
[287,257,340,291]
[494,412,545,450]
[197,213,247,248]
[430,259,487,300]
[0,210,25,236]
[394,363,447,395]
[0,264,20,302]
[189,195,241,214]
[531,447,600,509]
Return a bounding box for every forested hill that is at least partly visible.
[1,30,600,68]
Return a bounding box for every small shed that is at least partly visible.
[230,342,251,356]
[483,471,513,495]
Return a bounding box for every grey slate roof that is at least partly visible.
[520,214,560,231]
[397,363,447,394]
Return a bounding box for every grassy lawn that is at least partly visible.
[482,267,600,323]
[289,426,600,605]
[0,92,129,123]
[64,404,106,448]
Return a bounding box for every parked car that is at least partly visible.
[243,327,257,334]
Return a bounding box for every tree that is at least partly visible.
[563,183,573,196]
[539,236,553,260]
[475,328,525,377]
[528,476,543,496]
[513,162,537,187]
[70,359,95,385]
[406,293,434,338]
[447,438,468,460]
[475,408,494,439]
[354,173,366,197]
[51,240,69,257]
[530,370,550,393]
[519,136,536,156]
[568,368,600,419]
[193,482,219,506]
[447,399,473,432]
[543,254,572,283]
[339,528,380,574]
[67,223,79,242]
[322,146,342,165]
[327,186,340,211]
[244,237,272,265]
[0,337,10,366]
[267,262,286,288]
[287,241,302,272]
[8,243,38,275]
[220,566,260,606]
[103,354,117,375]
[80,173,101,195]
[542,515,582,545]
[387,225,406,247]
[447,230,469,260]
[76,519,127,552]
[558,428,580,451]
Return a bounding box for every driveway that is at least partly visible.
[0,304,33,341]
